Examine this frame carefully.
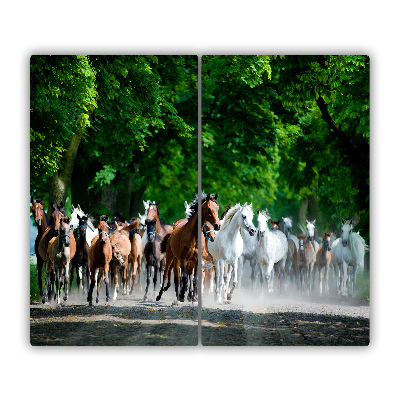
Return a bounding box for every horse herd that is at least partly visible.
[31,193,369,307]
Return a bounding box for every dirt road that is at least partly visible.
[30,281,369,346]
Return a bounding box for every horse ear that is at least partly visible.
[350,219,353,228]
[51,204,56,211]
[215,193,218,200]
[156,200,160,206]
[206,193,211,201]
[31,196,34,204]
[71,205,75,212]
[306,219,309,224]
[312,219,316,225]
[341,218,346,225]
[257,209,260,214]
[60,201,64,208]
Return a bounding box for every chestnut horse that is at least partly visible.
[87,216,113,305]
[314,232,333,295]
[156,193,220,303]
[109,228,131,299]
[31,197,49,296]
[126,219,143,294]
[70,214,90,294]
[44,217,72,304]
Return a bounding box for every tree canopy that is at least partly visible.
[202,55,369,239]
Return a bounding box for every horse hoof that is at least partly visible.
[227,294,232,300]
[96,298,99,304]
[42,298,46,304]
[63,296,67,301]
[88,301,93,306]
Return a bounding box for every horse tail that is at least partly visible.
[160,233,172,254]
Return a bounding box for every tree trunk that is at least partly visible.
[48,127,84,211]
[308,193,322,225]
[299,197,308,226]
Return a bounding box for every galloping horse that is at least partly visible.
[109,228,131,299]
[70,204,98,246]
[39,203,76,300]
[297,233,314,294]
[87,216,113,305]
[146,201,173,240]
[143,218,165,301]
[44,217,72,305]
[256,209,288,294]
[331,220,368,296]
[314,232,333,295]
[156,193,220,303]
[124,219,143,293]
[208,203,256,303]
[70,214,90,294]
[31,197,49,296]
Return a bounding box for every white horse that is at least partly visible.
[70,205,98,246]
[331,219,368,296]
[208,203,256,303]
[237,227,258,290]
[256,209,288,294]
[281,217,299,250]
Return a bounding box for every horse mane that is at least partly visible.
[160,233,172,253]
[350,231,369,253]
[219,203,241,231]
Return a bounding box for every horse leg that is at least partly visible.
[105,268,110,303]
[87,268,96,306]
[113,262,119,300]
[265,261,275,294]
[42,258,51,303]
[227,261,238,301]
[237,256,243,290]
[63,263,70,301]
[96,269,103,304]
[179,263,188,302]
[144,264,151,301]
[37,256,44,297]
[153,262,159,293]
[192,268,198,302]
[215,260,224,303]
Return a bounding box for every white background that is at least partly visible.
[1,1,397,398]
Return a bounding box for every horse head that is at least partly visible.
[50,203,64,231]
[97,215,110,244]
[145,219,157,243]
[31,197,45,226]
[77,215,88,238]
[323,232,333,251]
[306,219,316,241]
[202,221,216,242]
[147,202,159,221]
[340,219,353,247]
[203,193,220,230]
[297,233,306,253]
[239,204,256,236]
[270,219,280,231]
[59,217,71,247]
[256,208,271,238]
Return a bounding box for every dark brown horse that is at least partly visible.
[156,193,220,303]
[31,197,49,296]
[146,201,174,239]
[45,217,72,304]
[70,214,90,294]
[87,216,113,305]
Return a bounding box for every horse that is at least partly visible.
[70,214,90,294]
[208,203,256,303]
[305,219,319,261]
[109,228,131,299]
[70,204,98,246]
[331,219,369,296]
[297,233,314,294]
[146,201,173,240]
[31,197,49,296]
[156,193,220,303]
[121,219,144,294]
[87,216,113,305]
[282,217,299,250]
[39,203,75,299]
[256,209,288,294]
[276,218,299,291]
[143,218,166,301]
[201,221,216,295]
[44,217,72,305]
[314,232,333,295]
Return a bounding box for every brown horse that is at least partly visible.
[109,229,131,299]
[297,233,314,294]
[314,232,333,295]
[39,203,76,300]
[146,201,174,239]
[156,193,220,303]
[201,221,216,295]
[31,197,49,296]
[70,214,90,294]
[44,217,72,304]
[87,216,113,305]
[127,221,144,294]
